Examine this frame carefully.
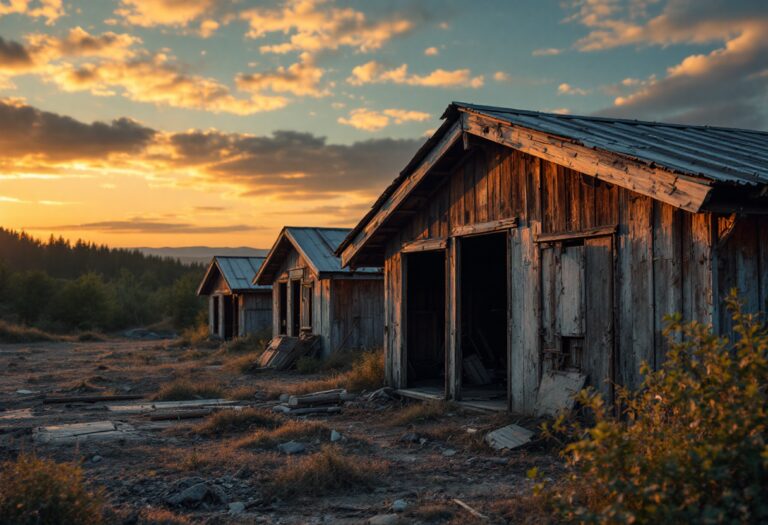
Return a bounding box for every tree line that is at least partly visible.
[0,228,205,333]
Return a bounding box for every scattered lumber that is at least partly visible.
[259,334,321,370]
[453,498,488,521]
[147,409,213,421]
[43,394,144,405]
[273,406,342,416]
[287,389,355,407]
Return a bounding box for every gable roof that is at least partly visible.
[254,226,381,284]
[196,256,270,295]
[336,101,768,268]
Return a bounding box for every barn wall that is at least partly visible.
[382,140,764,413]
[329,278,385,353]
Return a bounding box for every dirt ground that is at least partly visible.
[0,339,562,524]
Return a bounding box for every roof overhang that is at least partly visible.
[337,103,720,269]
[196,258,232,296]
[254,228,321,285]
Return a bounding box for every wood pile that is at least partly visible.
[271,389,356,415]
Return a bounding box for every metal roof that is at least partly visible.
[197,256,270,295]
[255,227,382,284]
[455,102,768,186]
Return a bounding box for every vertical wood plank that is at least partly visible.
[487,146,501,221]
[463,158,476,225]
[585,235,614,402]
[690,212,715,328]
[653,202,683,367]
[446,237,461,399]
[717,216,760,338]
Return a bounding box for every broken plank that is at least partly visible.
[43,394,144,405]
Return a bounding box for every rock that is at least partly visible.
[418,437,428,445]
[166,481,225,508]
[15,389,37,395]
[277,441,306,455]
[91,455,103,464]
[368,514,399,525]
[442,449,457,457]
[391,499,408,512]
[228,501,245,515]
[399,432,420,443]
[279,393,290,402]
[330,430,342,442]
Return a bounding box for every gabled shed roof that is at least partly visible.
[254,227,382,285]
[196,256,270,295]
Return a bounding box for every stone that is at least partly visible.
[442,449,457,457]
[228,501,245,515]
[277,441,306,455]
[399,432,420,443]
[166,482,225,508]
[391,499,407,512]
[91,455,103,464]
[418,437,428,445]
[368,514,399,525]
[330,430,342,442]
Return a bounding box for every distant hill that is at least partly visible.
[134,246,269,265]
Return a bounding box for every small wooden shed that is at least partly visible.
[197,256,272,340]
[253,227,384,356]
[337,102,768,414]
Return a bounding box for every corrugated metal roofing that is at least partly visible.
[285,227,380,274]
[214,256,270,291]
[455,102,768,186]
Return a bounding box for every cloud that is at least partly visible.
[236,52,328,97]
[532,47,563,56]
[48,52,287,115]
[337,108,431,131]
[493,71,510,82]
[241,0,414,56]
[115,0,228,29]
[424,46,439,56]
[0,97,155,160]
[557,82,590,95]
[0,0,63,25]
[0,37,33,68]
[566,0,768,128]
[43,219,257,234]
[347,60,484,88]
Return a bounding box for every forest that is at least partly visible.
[0,228,205,334]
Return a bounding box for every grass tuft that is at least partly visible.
[136,507,191,524]
[236,420,330,449]
[281,350,384,396]
[389,400,456,427]
[153,380,223,401]
[0,453,104,525]
[268,445,386,497]
[192,408,282,437]
[0,320,58,343]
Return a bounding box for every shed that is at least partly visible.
[253,227,384,356]
[197,256,272,340]
[337,101,768,414]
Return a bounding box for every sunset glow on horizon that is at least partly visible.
[1,0,766,248]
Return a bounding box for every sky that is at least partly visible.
[0,0,766,248]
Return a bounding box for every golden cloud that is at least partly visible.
[337,107,431,131]
[235,52,328,98]
[347,60,484,88]
[0,0,63,25]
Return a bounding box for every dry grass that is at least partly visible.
[0,320,58,343]
[296,348,358,374]
[173,323,219,349]
[0,453,104,525]
[153,379,224,401]
[223,352,263,373]
[191,408,282,437]
[389,400,456,427]
[166,442,278,474]
[226,384,260,400]
[268,445,386,497]
[217,333,268,355]
[280,350,384,396]
[407,502,457,522]
[136,507,192,524]
[236,420,331,450]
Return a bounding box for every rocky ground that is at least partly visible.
[0,339,562,524]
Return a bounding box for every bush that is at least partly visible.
[192,408,282,437]
[0,454,104,525]
[548,291,768,524]
[47,273,112,331]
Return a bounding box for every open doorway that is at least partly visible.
[278,282,288,335]
[405,250,446,391]
[291,279,301,335]
[460,233,508,402]
[222,295,234,340]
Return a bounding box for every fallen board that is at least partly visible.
[34,421,137,445]
[484,424,535,450]
[535,370,587,417]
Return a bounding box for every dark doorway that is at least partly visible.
[222,295,234,340]
[212,296,220,337]
[406,250,446,389]
[278,282,288,335]
[460,233,508,400]
[291,279,301,336]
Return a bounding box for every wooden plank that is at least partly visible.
[475,148,489,223]
[487,146,502,221]
[463,158,476,225]
[449,160,465,229]
[653,202,682,366]
[341,120,463,268]
[717,216,760,338]
[446,237,461,399]
[535,225,617,243]
[402,238,447,253]
[595,179,618,226]
[690,213,715,327]
[584,235,614,402]
[539,245,557,374]
[558,244,585,337]
[451,217,519,237]
[462,112,712,213]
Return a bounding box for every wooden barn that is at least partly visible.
[336,102,768,414]
[253,227,384,356]
[196,256,272,340]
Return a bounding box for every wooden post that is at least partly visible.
[446,237,462,400]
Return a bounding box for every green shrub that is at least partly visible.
[548,291,768,524]
[0,454,104,525]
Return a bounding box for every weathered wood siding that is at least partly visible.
[383,140,766,413]
[329,278,385,353]
[239,292,272,337]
